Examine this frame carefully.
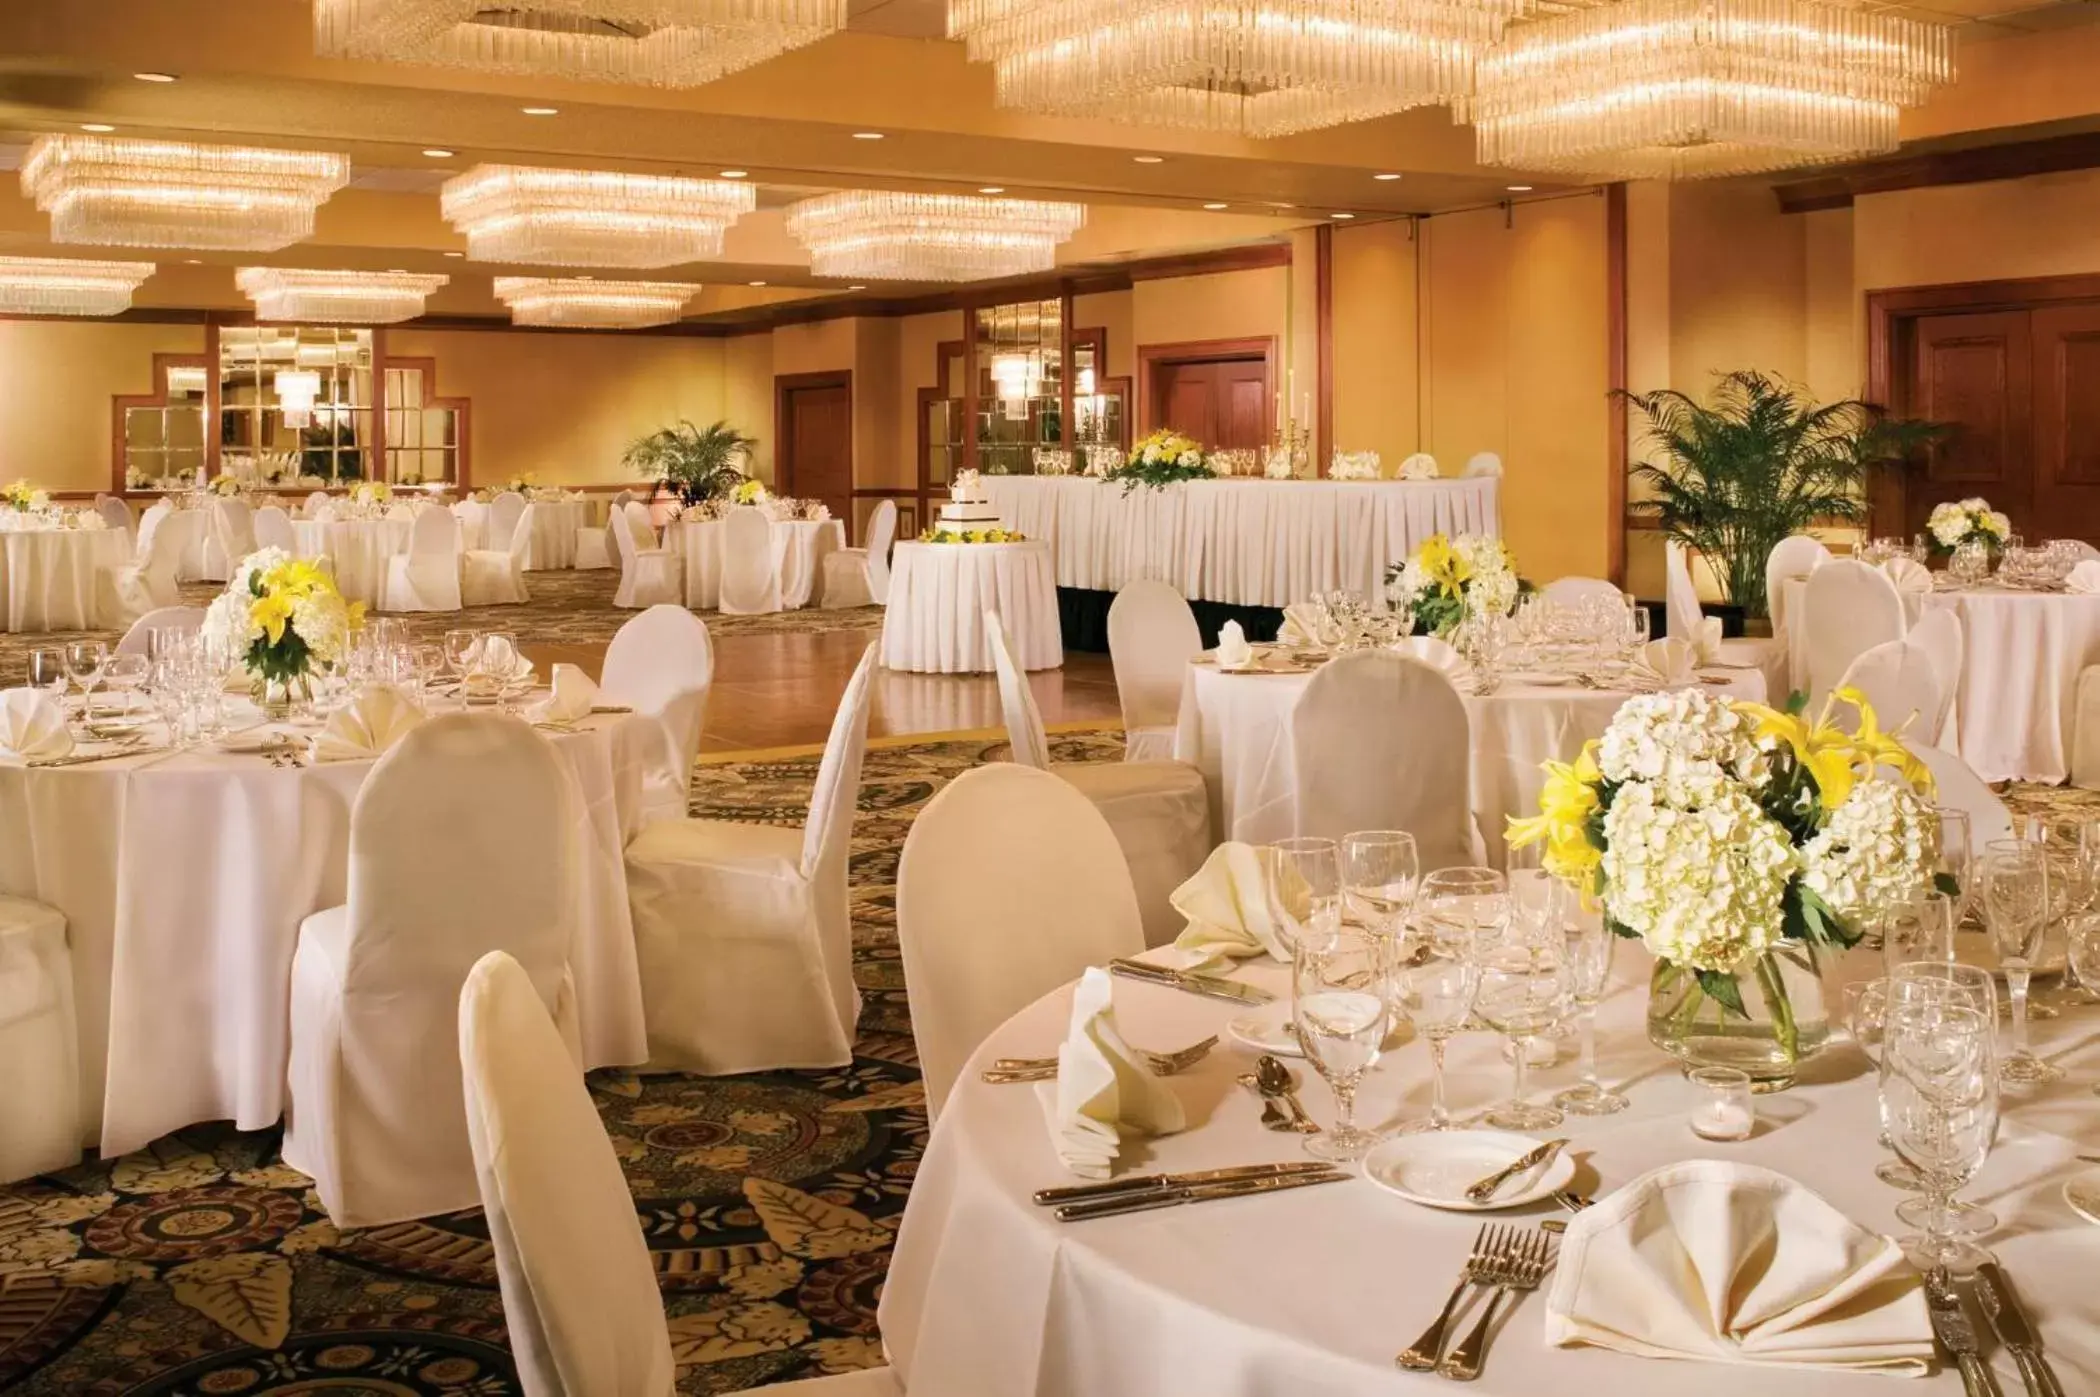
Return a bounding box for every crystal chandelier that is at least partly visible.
[493,276,698,328]
[785,192,1086,282]
[237,267,451,323]
[0,256,157,316]
[275,370,323,430]
[947,0,1523,137]
[1468,0,1956,179]
[441,165,756,269]
[313,0,847,89]
[20,136,350,251]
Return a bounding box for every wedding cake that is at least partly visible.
[938,469,1003,527]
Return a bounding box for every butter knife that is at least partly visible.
[1054,1167,1348,1221]
[1926,1268,2004,1397]
[1974,1263,2064,1397]
[1108,959,1274,1005]
[1463,1138,1568,1204]
[1034,1161,1335,1206]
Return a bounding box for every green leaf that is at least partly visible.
[1694,968,1748,1019]
[1934,871,1962,899]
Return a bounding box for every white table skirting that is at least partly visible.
[0,708,652,1157]
[880,947,2100,1397]
[169,508,214,583]
[0,528,126,632]
[671,515,844,610]
[881,540,1063,674]
[293,517,413,609]
[522,499,586,571]
[980,476,1500,608]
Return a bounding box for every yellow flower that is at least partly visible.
[1835,686,1935,795]
[248,590,295,645]
[1507,742,1604,886]
[1416,534,1473,597]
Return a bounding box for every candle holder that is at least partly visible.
[1688,1065,1754,1141]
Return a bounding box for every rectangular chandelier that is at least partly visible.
[786,192,1086,282]
[237,267,451,323]
[493,276,698,328]
[0,256,157,316]
[313,0,847,88]
[1468,0,1955,179]
[21,136,350,251]
[441,164,757,268]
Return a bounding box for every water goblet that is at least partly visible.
[1266,836,1342,952]
[1881,1000,1998,1273]
[65,640,109,723]
[1554,913,1625,1115]
[1982,840,2061,1085]
[1474,922,1569,1131]
[1883,892,1957,971]
[443,628,481,697]
[1339,830,1418,942]
[2066,912,2100,1017]
[102,654,149,721]
[1390,924,1481,1134]
[1290,925,1390,1162]
[27,647,67,701]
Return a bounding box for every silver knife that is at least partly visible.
[1463,1137,1568,1203]
[1926,1268,2004,1397]
[1108,959,1274,1005]
[1054,1167,1348,1221]
[1034,1161,1335,1206]
[1974,1263,2064,1397]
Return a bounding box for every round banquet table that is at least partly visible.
[671,514,845,610]
[1173,655,1765,866]
[523,498,585,570]
[881,539,1064,673]
[0,704,652,1157]
[293,516,413,609]
[167,506,215,582]
[0,525,126,632]
[879,947,2100,1397]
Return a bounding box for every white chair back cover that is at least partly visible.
[312,499,340,523]
[407,501,459,563]
[718,506,780,614]
[798,644,878,1036]
[115,605,205,656]
[301,493,328,517]
[252,504,297,555]
[1107,580,1201,735]
[134,499,173,555]
[1290,651,1474,870]
[1836,639,1942,740]
[1765,534,1831,639]
[391,503,463,611]
[897,763,1145,1117]
[864,498,899,603]
[601,605,714,819]
[985,608,1051,769]
[1907,606,1964,742]
[620,501,656,551]
[95,494,133,536]
[610,489,635,515]
[1462,452,1503,478]
[125,502,183,611]
[459,952,677,1397]
[1802,559,1906,707]
[1398,452,1439,479]
[211,496,257,564]
[488,491,528,552]
[1909,742,2013,848]
[509,503,539,566]
[1664,541,1705,643]
[386,503,416,523]
[1540,576,1623,610]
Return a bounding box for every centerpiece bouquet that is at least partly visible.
[350,481,393,509]
[1330,450,1382,481]
[3,480,49,512]
[918,524,1026,544]
[202,548,364,716]
[1926,497,2010,555]
[504,472,538,495]
[732,477,769,506]
[1508,686,1938,1085]
[210,475,247,498]
[1102,430,1214,493]
[1383,532,1519,639]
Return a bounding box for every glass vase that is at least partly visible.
[1647,947,1830,1089]
[252,671,314,722]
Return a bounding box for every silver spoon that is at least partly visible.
[1255,1055,1320,1134]
[1236,1073,1296,1131]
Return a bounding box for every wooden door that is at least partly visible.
[1148,356,1272,451]
[778,374,853,534]
[1900,310,2032,540]
[2032,303,2100,543]
[1158,362,1218,448]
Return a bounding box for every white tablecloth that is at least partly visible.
[293,517,414,609]
[1174,658,1765,864]
[881,540,1063,674]
[168,507,214,582]
[0,707,652,1156]
[671,515,844,610]
[980,476,1500,607]
[0,527,125,632]
[524,499,586,570]
[880,947,2100,1397]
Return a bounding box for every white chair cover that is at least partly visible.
[1802,559,1906,709]
[1765,534,1831,642]
[986,609,1053,770]
[897,763,1146,1118]
[1907,607,1964,746]
[819,498,898,610]
[115,504,183,618]
[718,506,783,615]
[463,502,534,607]
[312,499,340,523]
[386,502,416,523]
[1289,651,1476,871]
[251,504,297,555]
[0,896,80,1183]
[1663,541,1704,644]
[1540,576,1623,610]
[95,494,133,538]
[573,497,612,571]
[1909,742,2013,848]
[600,604,714,825]
[1836,639,1942,740]
[1462,452,1503,478]
[204,496,256,580]
[382,504,464,613]
[611,502,678,611]
[1107,580,1201,764]
[115,605,205,656]
[488,491,528,555]
[283,714,581,1227]
[459,951,678,1397]
[301,493,328,518]
[623,644,876,1073]
[2073,667,2100,791]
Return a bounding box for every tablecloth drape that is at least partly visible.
[292,517,414,609]
[0,528,126,632]
[671,516,844,610]
[881,540,1063,674]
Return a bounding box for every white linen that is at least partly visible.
[293,517,414,609]
[1544,1160,1931,1375]
[1107,581,1202,765]
[520,498,585,570]
[979,476,1498,608]
[1923,588,2100,783]
[2067,560,2100,595]
[1214,620,1253,670]
[530,662,600,724]
[881,539,1063,674]
[0,527,126,632]
[1397,452,1440,480]
[1627,638,1701,690]
[0,895,79,1183]
[1036,967,1185,1180]
[310,684,427,763]
[671,516,843,610]
[1170,842,1296,963]
[1289,652,1475,869]
[0,689,72,763]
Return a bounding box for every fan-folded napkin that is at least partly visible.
[2067,560,2100,595]
[1680,616,1724,668]
[1214,619,1254,670]
[0,689,71,763]
[1276,604,1335,649]
[529,663,600,724]
[1170,842,1304,963]
[1393,636,1471,688]
[1883,557,1934,599]
[1544,1160,1932,1376]
[1397,452,1440,481]
[1034,968,1185,1179]
[1628,637,1701,690]
[311,684,426,763]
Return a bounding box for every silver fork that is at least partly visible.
[1439,1229,1555,1380]
[982,1035,1218,1083]
[1396,1225,1505,1371]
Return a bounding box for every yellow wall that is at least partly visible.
[721,332,775,484]
[0,320,206,495]
[1853,169,2100,295]
[1331,220,1420,464]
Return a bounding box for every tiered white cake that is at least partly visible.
[938,469,1003,527]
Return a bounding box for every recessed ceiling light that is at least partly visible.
[1373,172,1403,181]
[443,251,465,258]
[80,123,116,133]
[979,185,1005,194]
[851,131,884,140]
[133,72,178,83]
[423,148,455,158]
[1202,201,1228,210]
[749,280,768,286]
[521,106,559,116]
[1330,212,1355,219]
[1274,202,1297,210]
[1132,155,1165,164]
[183,258,203,265]
[719,169,749,178]
[847,284,867,291]
[576,274,595,281]
[1506,184,1533,192]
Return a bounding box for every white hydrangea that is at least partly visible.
[1594,688,1767,800]
[1141,445,1161,464]
[1600,775,1798,972]
[1800,777,1934,923]
[1177,451,1200,468]
[1384,558,1430,615]
[1451,534,1518,617]
[1928,498,2009,547]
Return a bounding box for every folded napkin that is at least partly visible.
[1277,603,1335,649]
[1882,557,1934,598]
[1035,967,1186,1179]
[310,684,426,763]
[2068,560,2100,595]
[1628,637,1701,691]
[1214,619,1254,670]
[1393,635,1470,686]
[528,662,601,724]
[1544,1161,1932,1376]
[0,689,72,764]
[1170,842,1304,963]
[1681,615,1724,668]
[1397,452,1440,481]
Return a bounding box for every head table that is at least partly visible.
[879,945,2100,1397]
[0,704,653,1157]
[0,524,127,632]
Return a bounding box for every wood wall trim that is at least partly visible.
[1134,335,1279,440]
[1315,223,1334,477]
[1774,129,2100,214]
[774,368,854,513]
[1605,182,1628,588]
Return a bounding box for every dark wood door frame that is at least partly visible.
[775,368,854,536]
[1136,336,1278,441]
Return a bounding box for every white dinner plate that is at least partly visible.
[1504,671,1576,688]
[1361,1129,1576,1212]
[1227,1004,1303,1057]
[2066,1169,2100,1227]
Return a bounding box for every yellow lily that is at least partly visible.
[1735,693,1861,811]
[248,590,295,646]
[1507,741,1604,885]
[1836,686,1937,795]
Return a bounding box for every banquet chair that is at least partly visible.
[458,952,900,1397]
[301,493,328,518]
[1462,452,1503,478]
[114,504,185,618]
[115,605,205,656]
[1908,742,2014,848]
[252,504,298,555]
[611,501,680,610]
[719,504,784,615]
[599,604,714,825]
[462,502,534,606]
[1836,639,1942,740]
[203,496,257,580]
[94,493,133,539]
[1667,541,1786,695]
[820,498,898,610]
[1397,451,1439,479]
[487,490,528,555]
[381,505,464,613]
[0,896,81,1183]
[1289,651,1476,872]
[1765,534,1832,646]
[1540,576,1623,610]
[283,714,583,1228]
[897,763,1146,1117]
[572,498,613,571]
[622,644,875,1074]
[386,502,416,523]
[987,608,1210,948]
[1801,559,1906,710]
[1106,579,1201,763]
[1908,607,1964,746]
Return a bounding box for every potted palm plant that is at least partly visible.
[1620,372,1943,623]
[622,419,756,506]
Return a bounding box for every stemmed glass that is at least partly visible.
[1886,962,2000,1238]
[1982,840,2061,1085]
[1882,892,1957,971]
[1339,831,1418,943]
[65,640,108,723]
[1555,912,1625,1115]
[1266,836,1342,952]
[102,654,149,721]
[1933,807,1973,929]
[1880,999,1999,1273]
[1290,924,1390,1162]
[442,628,481,703]
[1391,908,1484,1135]
[1844,977,1919,1189]
[2067,914,2100,1024]
[1474,918,1570,1131]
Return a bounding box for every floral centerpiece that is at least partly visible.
[1101,430,1214,493]
[732,477,769,506]
[350,481,393,509]
[918,525,1027,544]
[1509,687,1938,1085]
[3,480,49,512]
[1383,532,1520,639]
[1926,497,2010,556]
[210,474,247,498]
[504,472,537,494]
[1330,450,1382,481]
[202,548,364,717]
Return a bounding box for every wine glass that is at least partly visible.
[1290,925,1389,1162]
[1391,918,1482,1134]
[1880,999,1998,1273]
[1555,913,1625,1115]
[65,640,109,723]
[411,644,445,705]
[1474,920,1569,1131]
[1982,840,2061,1085]
[1883,892,1956,971]
[1845,978,1922,1190]
[442,628,481,699]
[1884,964,2001,1237]
[102,654,149,720]
[2066,913,2100,1018]
[1266,836,1342,952]
[1340,829,1417,949]
[1932,807,1973,929]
